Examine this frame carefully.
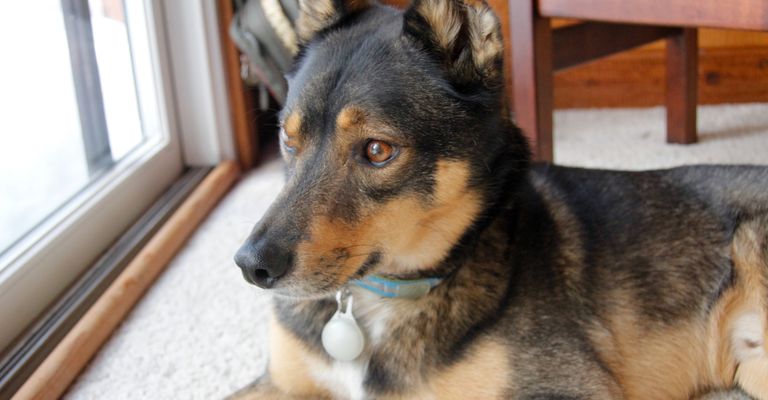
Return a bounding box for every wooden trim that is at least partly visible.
[553,22,677,71]
[12,162,241,400]
[539,0,768,31]
[0,169,209,399]
[218,0,257,170]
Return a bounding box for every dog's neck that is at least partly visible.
[272,204,518,396]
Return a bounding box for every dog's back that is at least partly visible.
[516,164,768,398]
[667,165,768,218]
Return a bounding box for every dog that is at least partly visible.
[231,0,768,398]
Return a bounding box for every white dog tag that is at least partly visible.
[321,290,365,361]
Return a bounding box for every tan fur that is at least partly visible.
[464,2,503,75]
[280,112,301,155]
[297,0,338,42]
[294,214,376,287]
[293,160,481,286]
[297,0,372,42]
[333,106,375,157]
[227,316,330,400]
[412,0,503,78]
[729,219,768,398]
[602,315,715,399]
[415,0,463,51]
[336,107,365,131]
[737,358,768,397]
[383,161,483,272]
[372,339,510,400]
[268,315,331,398]
[426,339,511,399]
[588,218,768,400]
[283,112,301,139]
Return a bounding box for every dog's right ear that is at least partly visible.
[403,0,504,89]
[296,0,373,44]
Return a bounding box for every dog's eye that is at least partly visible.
[365,140,395,166]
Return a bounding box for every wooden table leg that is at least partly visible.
[510,0,554,161]
[666,28,698,144]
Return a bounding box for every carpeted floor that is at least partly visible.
[65,104,768,399]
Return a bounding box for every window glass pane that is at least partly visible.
[89,0,144,160]
[0,1,89,254]
[0,0,153,259]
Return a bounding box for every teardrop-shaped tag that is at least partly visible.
[322,290,365,361]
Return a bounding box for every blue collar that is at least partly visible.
[351,275,443,299]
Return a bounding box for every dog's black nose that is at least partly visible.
[234,238,293,288]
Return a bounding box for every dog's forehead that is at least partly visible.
[283,58,449,145]
[286,46,397,114]
[283,21,443,125]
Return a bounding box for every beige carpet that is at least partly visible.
[65,103,768,399]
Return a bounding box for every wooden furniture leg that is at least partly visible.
[219,0,263,170]
[666,28,699,144]
[488,0,514,118]
[510,0,554,161]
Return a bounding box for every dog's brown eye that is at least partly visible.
[365,140,395,166]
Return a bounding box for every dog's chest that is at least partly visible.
[307,358,368,400]
[353,288,400,346]
[309,290,408,399]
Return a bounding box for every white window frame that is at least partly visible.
[164,0,236,166]
[0,0,235,351]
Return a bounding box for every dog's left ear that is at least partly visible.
[404,0,504,88]
[296,0,373,43]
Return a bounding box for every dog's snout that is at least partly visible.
[234,238,293,289]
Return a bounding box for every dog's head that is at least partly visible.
[235,0,529,297]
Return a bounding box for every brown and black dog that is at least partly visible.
[232,0,768,398]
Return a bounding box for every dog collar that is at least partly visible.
[351,275,443,299]
[322,277,442,361]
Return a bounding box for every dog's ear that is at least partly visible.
[296,0,373,43]
[404,0,504,88]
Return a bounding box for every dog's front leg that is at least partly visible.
[228,315,331,399]
[226,375,299,400]
[227,372,331,400]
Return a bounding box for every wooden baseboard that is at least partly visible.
[12,162,241,400]
[555,45,768,108]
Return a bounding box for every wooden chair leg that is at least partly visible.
[666,28,698,144]
[488,0,514,120]
[510,0,554,161]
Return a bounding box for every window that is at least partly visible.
[1,0,147,258]
[0,0,185,350]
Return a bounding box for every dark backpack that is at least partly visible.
[229,0,300,109]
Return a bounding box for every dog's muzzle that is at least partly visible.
[234,237,293,288]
